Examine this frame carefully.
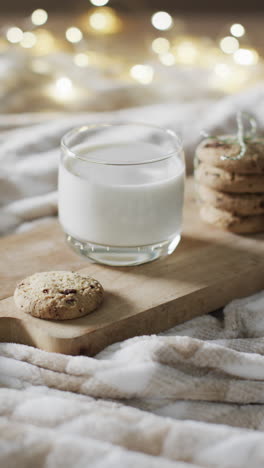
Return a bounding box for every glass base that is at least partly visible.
[65,233,181,266]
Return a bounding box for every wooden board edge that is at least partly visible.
[1,263,263,355]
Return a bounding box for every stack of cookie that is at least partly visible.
[195,138,264,233]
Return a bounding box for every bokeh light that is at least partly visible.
[88,7,121,34]
[74,53,90,67]
[159,52,175,66]
[31,9,48,26]
[33,29,56,55]
[234,48,259,66]
[20,32,37,48]
[151,12,173,31]
[65,27,83,43]
[55,77,73,98]
[130,64,154,84]
[6,27,23,43]
[220,36,239,54]
[176,41,197,64]
[230,23,245,38]
[152,37,170,54]
[90,0,109,5]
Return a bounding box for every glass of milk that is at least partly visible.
[59,122,185,266]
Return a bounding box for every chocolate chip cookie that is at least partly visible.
[196,137,264,174]
[14,271,104,320]
[200,205,264,233]
[195,163,264,193]
[197,184,264,216]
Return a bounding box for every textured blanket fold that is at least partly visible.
[1,290,264,467]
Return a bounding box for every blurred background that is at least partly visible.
[1,0,264,12]
[0,0,263,113]
[0,0,263,236]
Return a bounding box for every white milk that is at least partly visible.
[58,142,185,247]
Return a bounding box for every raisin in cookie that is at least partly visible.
[14,271,104,320]
[196,137,264,174]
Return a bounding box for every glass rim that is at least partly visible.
[61,121,183,166]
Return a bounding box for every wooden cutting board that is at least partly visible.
[0,178,264,355]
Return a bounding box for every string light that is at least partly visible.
[1,7,263,104]
[49,77,75,101]
[220,36,239,54]
[159,52,175,66]
[20,32,37,48]
[90,0,109,5]
[74,53,90,67]
[152,37,170,54]
[130,64,154,84]
[6,27,23,43]
[87,7,121,34]
[31,9,48,26]
[151,12,173,31]
[56,77,72,91]
[230,23,245,38]
[233,48,259,66]
[65,27,83,43]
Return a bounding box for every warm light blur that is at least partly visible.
[176,41,197,64]
[214,63,231,78]
[152,37,170,54]
[21,32,37,48]
[74,53,90,67]
[31,9,48,26]
[234,48,259,66]
[88,7,121,34]
[130,64,154,84]
[6,27,23,43]
[151,12,173,31]
[212,65,250,92]
[220,36,239,54]
[54,77,73,99]
[46,77,79,103]
[230,23,245,38]
[90,0,109,5]
[33,29,55,55]
[31,59,51,74]
[65,27,83,43]
[159,52,175,66]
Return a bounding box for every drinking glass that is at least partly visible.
[59,122,185,266]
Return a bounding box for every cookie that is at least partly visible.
[197,184,264,216]
[195,163,264,193]
[14,271,104,320]
[196,137,264,174]
[200,205,264,233]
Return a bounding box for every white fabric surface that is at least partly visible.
[1,83,264,234]
[2,292,264,467]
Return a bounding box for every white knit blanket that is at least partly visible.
[1,291,264,468]
[1,81,264,467]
